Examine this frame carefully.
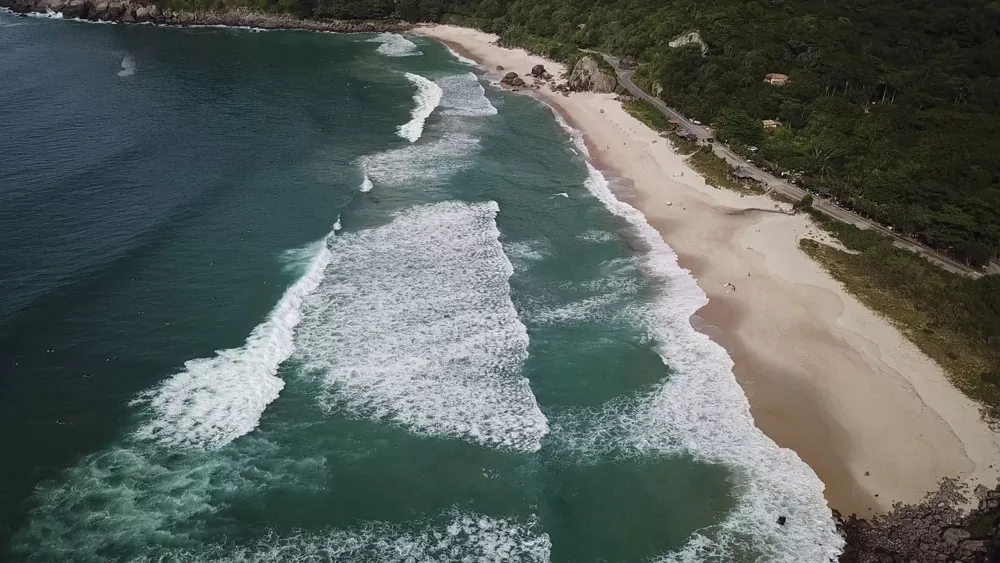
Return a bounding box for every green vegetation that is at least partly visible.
[801,213,1000,419]
[621,99,673,135]
[687,150,752,194]
[153,0,1000,415]
[174,0,1000,267]
[430,0,1000,267]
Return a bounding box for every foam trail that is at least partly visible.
[396,72,442,142]
[436,72,497,117]
[131,237,333,450]
[333,214,342,232]
[118,54,135,77]
[366,32,421,57]
[25,8,63,18]
[550,111,844,561]
[444,44,479,67]
[359,163,373,192]
[295,201,549,452]
[363,132,479,188]
[137,511,551,562]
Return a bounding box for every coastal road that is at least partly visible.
[602,55,985,279]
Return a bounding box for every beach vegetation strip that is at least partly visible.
[622,98,754,194]
[801,213,1000,420]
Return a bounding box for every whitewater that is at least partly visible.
[2,18,845,562]
[549,113,844,561]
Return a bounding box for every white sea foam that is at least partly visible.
[24,8,63,18]
[527,259,642,327]
[396,72,442,142]
[504,239,551,272]
[13,434,328,560]
[295,201,549,452]
[444,44,479,67]
[549,112,844,561]
[578,229,620,243]
[359,163,373,192]
[436,72,497,117]
[148,511,551,562]
[362,133,479,189]
[118,54,135,77]
[130,238,333,451]
[333,214,342,232]
[366,32,421,57]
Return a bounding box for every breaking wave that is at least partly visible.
[549,112,844,561]
[444,44,479,67]
[436,72,497,117]
[118,54,135,77]
[130,238,332,451]
[396,72,442,142]
[362,132,479,190]
[136,511,551,562]
[294,201,549,452]
[366,32,421,57]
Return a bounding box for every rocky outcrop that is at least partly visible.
[500,71,525,87]
[837,478,1000,562]
[567,55,617,93]
[0,0,410,32]
[668,30,709,55]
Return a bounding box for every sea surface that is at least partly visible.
[0,13,843,562]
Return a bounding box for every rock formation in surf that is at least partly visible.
[567,56,617,93]
[0,0,410,31]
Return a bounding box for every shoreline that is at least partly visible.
[0,0,409,31]
[415,25,1000,517]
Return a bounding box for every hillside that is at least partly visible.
[413,0,1000,268]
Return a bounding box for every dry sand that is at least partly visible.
[413,24,1000,516]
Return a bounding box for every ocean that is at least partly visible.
[0,13,843,562]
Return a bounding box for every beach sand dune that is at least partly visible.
[414,24,1000,516]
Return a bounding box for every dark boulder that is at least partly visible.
[88,1,108,19]
[495,65,504,71]
[500,71,519,85]
[61,0,87,18]
[510,76,526,87]
[530,64,546,77]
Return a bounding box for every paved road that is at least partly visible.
[603,56,984,279]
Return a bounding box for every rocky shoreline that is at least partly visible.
[0,0,410,32]
[837,479,1000,562]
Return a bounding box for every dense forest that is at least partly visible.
[455,0,1000,267]
[203,0,1000,267]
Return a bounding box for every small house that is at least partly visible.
[764,73,789,86]
[619,57,638,70]
[732,166,759,185]
[762,119,781,129]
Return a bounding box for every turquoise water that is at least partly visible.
[0,13,842,561]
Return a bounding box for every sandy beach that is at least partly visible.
[414,24,1000,516]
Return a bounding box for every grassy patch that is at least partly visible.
[687,150,755,194]
[622,99,673,133]
[622,100,754,194]
[799,221,1000,421]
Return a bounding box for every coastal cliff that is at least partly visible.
[0,0,410,31]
